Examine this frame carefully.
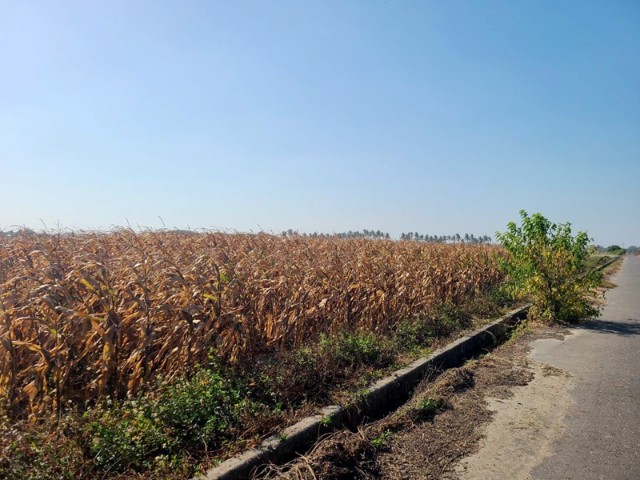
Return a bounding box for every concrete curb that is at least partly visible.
[196,305,529,480]
[594,255,622,272]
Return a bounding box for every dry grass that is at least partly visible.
[0,231,503,419]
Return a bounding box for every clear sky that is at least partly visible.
[1,1,638,245]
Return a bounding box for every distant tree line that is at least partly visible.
[596,244,639,255]
[280,229,492,243]
[399,232,492,244]
[281,229,391,239]
[0,228,37,237]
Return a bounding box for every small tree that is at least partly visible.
[606,245,626,255]
[495,210,601,323]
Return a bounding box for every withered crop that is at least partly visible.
[0,231,503,418]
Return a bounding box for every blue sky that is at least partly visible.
[1,1,638,245]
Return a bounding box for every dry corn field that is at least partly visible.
[0,231,503,419]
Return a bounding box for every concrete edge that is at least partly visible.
[197,305,530,480]
[594,255,623,273]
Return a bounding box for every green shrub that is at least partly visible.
[86,398,173,473]
[394,316,434,350]
[85,366,246,474]
[323,331,393,370]
[157,368,244,449]
[495,210,601,323]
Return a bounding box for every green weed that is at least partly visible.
[370,429,393,449]
[413,397,445,419]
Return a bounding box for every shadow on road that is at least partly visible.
[576,319,640,336]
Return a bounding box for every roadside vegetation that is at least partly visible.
[0,230,509,479]
[582,245,627,272]
[0,215,612,478]
[601,245,626,256]
[495,210,602,323]
[261,213,620,480]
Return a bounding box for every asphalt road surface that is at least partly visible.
[530,254,640,480]
[458,255,640,480]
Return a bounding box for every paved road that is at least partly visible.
[531,255,640,480]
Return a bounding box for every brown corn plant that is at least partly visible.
[0,230,504,418]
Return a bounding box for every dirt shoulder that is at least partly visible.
[256,323,570,480]
[453,359,571,480]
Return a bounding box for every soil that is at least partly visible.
[452,361,571,480]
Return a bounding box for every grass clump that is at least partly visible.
[370,429,393,450]
[413,397,446,420]
[251,330,395,409]
[394,317,435,350]
[323,331,394,370]
[393,303,473,352]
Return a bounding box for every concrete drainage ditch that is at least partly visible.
[197,305,530,480]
